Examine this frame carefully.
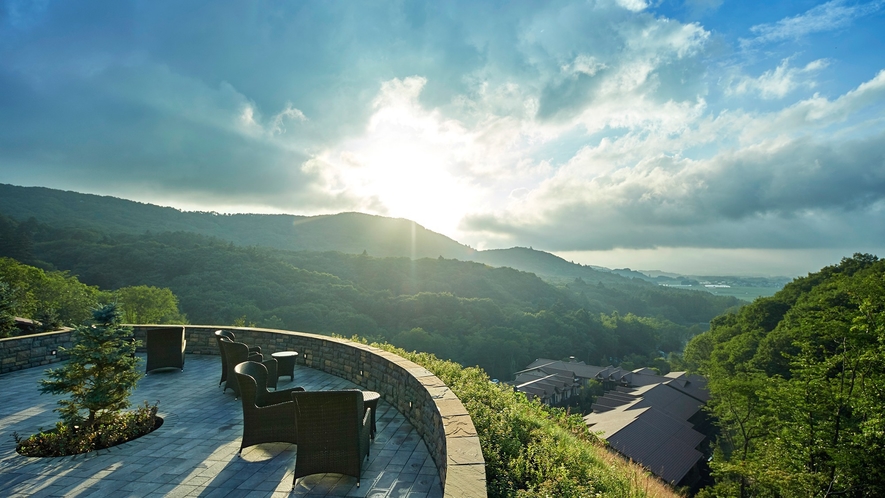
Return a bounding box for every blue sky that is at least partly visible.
[1,0,884,276]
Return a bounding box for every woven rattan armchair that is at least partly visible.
[214,330,261,387]
[234,361,304,454]
[145,326,186,373]
[219,337,278,396]
[291,390,371,488]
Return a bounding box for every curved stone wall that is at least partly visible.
[142,325,487,497]
[2,325,488,496]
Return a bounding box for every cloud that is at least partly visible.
[0,0,883,268]
[460,71,885,251]
[741,0,884,47]
[0,59,316,208]
[615,0,649,12]
[727,58,829,99]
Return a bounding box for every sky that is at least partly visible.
[1,0,884,277]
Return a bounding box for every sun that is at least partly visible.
[312,77,481,238]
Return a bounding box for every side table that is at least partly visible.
[362,391,380,440]
[271,351,298,382]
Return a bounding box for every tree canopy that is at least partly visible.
[0,214,740,379]
[688,254,885,497]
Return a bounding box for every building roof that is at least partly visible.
[584,404,705,484]
[629,383,705,421]
[516,357,710,484]
[512,370,579,402]
[521,358,609,379]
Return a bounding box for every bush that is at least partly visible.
[15,401,160,457]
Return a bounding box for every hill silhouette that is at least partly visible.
[0,184,475,260]
[0,183,643,285]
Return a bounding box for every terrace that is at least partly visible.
[0,325,487,497]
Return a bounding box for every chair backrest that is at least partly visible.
[291,390,367,483]
[235,361,272,399]
[234,361,262,408]
[220,338,253,395]
[292,390,364,449]
[216,329,236,341]
[145,326,186,373]
[220,338,254,368]
[214,330,236,359]
[214,330,230,364]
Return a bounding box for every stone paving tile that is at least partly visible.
[0,354,443,497]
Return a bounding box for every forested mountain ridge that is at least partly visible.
[0,183,475,260]
[685,254,885,497]
[0,183,686,287]
[0,213,741,379]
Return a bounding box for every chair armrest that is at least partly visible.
[262,386,304,406]
[263,358,279,390]
[362,407,372,429]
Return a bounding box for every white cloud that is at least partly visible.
[615,0,649,12]
[459,70,885,251]
[561,55,607,77]
[727,58,829,99]
[271,104,308,135]
[738,68,885,143]
[742,0,884,47]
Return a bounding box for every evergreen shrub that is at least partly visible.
[15,303,160,457]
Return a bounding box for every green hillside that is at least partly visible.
[1,212,740,380]
[0,183,474,259]
[686,254,885,497]
[1,183,717,292]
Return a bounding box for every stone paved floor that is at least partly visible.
[0,354,443,497]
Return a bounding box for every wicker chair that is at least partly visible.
[145,326,186,373]
[214,330,261,387]
[291,390,372,488]
[219,337,278,397]
[233,361,304,454]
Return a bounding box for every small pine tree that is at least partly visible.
[35,305,62,332]
[40,303,142,429]
[0,280,17,338]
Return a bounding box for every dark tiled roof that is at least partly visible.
[585,405,705,484]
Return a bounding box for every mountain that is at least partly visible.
[2,184,628,281]
[0,184,474,260]
[0,183,752,292]
[471,247,652,286]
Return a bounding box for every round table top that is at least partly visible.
[362,390,380,402]
[271,351,298,358]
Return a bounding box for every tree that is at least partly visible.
[0,257,105,326]
[115,285,187,324]
[697,254,885,497]
[0,280,17,338]
[39,303,141,430]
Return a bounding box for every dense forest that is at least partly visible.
[0,212,740,379]
[685,254,885,497]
